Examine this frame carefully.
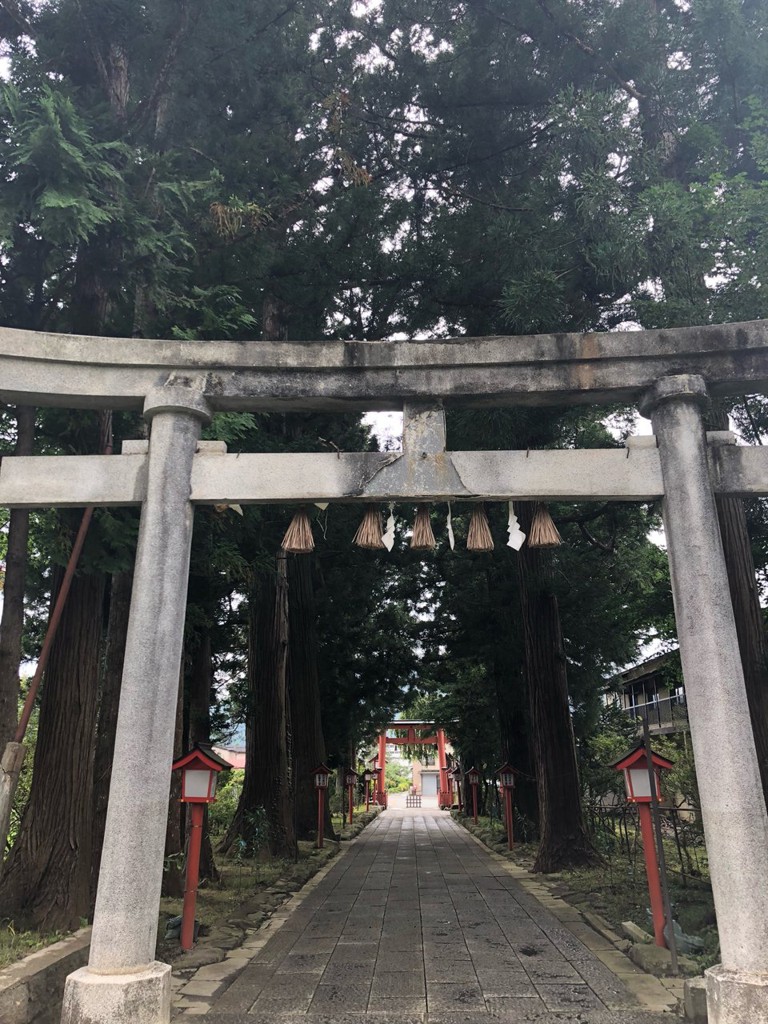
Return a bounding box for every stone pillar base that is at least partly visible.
[707,964,768,1024]
[60,962,171,1024]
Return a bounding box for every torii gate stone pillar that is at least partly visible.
[61,386,211,1024]
[641,375,768,1024]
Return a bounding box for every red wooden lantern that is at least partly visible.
[173,743,231,803]
[612,746,673,804]
[466,766,480,824]
[313,763,332,849]
[612,744,674,948]
[314,763,332,790]
[345,768,358,824]
[451,765,463,812]
[172,744,231,951]
[496,763,515,849]
[363,769,374,811]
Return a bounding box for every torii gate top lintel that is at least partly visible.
[1,319,767,412]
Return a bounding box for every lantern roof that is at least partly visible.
[313,762,333,776]
[496,762,515,776]
[610,744,674,773]
[466,765,480,779]
[345,767,359,778]
[172,742,232,774]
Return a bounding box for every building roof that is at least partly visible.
[613,651,677,688]
[212,746,246,770]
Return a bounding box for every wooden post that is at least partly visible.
[181,803,204,950]
[316,787,324,849]
[504,787,514,850]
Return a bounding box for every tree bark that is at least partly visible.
[0,568,106,929]
[516,503,598,872]
[287,555,331,839]
[90,568,133,904]
[0,405,36,750]
[710,412,768,809]
[221,554,296,859]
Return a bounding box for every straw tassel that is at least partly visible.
[527,503,562,547]
[467,504,494,551]
[410,504,436,550]
[353,504,386,549]
[281,507,314,553]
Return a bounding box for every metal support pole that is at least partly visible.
[641,375,768,1023]
[180,804,204,951]
[61,386,211,1024]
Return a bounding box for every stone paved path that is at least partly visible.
[186,809,679,1023]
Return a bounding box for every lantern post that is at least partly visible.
[345,768,358,824]
[313,764,331,849]
[451,766,463,812]
[496,763,515,850]
[466,767,480,824]
[363,769,374,812]
[172,744,230,951]
[612,743,674,948]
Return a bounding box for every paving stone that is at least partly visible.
[370,971,426,998]
[366,994,427,1014]
[535,982,605,1011]
[473,968,538,998]
[427,981,486,1011]
[275,951,332,974]
[329,942,379,964]
[373,950,423,972]
[485,995,549,1018]
[310,981,372,1012]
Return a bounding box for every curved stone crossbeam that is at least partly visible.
[1,319,767,410]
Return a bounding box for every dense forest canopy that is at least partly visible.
[0,0,766,924]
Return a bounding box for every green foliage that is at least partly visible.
[207,769,243,840]
[385,761,411,793]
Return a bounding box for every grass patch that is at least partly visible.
[0,920,67,970]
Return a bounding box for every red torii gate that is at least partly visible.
[376,721,452,809]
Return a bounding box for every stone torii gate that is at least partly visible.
[0,321,767,1024]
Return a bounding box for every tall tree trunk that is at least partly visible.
[187,630,219,881]
[517,503,598,872]
[494,665,539,832]
[710,410,768,808]
[90,568,133,904]
[287,555,330,839]
[221,554,296,859]
[0,568,106,929]
[0,405,36,749]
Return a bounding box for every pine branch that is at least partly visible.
[128,0,195,136]
[534,0,645,102]
[0,0,32,36]
[73,0,112,104]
